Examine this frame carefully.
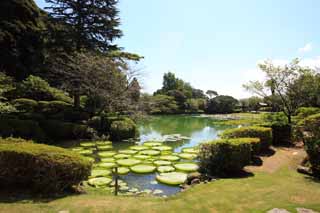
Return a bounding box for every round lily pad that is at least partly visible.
[117,159,141,167]
[178,153,197,160]
[80,142,96,147]
[88,177,112,187]
[174,163,199,172]
[78,150,93,155]
[153,146,172,151]
[153,160,172,166]
[133,154,151,160]
[130,146,149,151]
[96,141,112,146]
[100,158,115,163]
[143,142,162,147]
[97,145,113,151]
[90,169,112,178]
[159,155,180,161]
[139,150,161,156]
[98,151,116,158]
[72,147,84,152]
[157,166,175,173]
[118,149,137,155]
[182,148,199,154]
[130,164,156,174]
[156,172,187,185]
[114,154,131,159]
[117,167,130,175]
[97,162,117,169]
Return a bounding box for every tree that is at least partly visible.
[206,95,238,114]
[128,77,141,103]
[206,90,218,99]
[243,59,310,124]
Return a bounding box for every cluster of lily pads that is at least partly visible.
[71,140,199,193]
[141,134,191,143]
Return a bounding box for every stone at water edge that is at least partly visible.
[186,172,202,185]
[266,208,290,213]
[296,208,318,213]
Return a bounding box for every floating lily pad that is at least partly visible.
[90,169,112,178]
[100,158,115,163]
[159,155,180,161]
[96,141,112,146]
[130,164,156,174]
[117,167,130,175]
[174,163,199,172]
[130,146,149,151]
[182,148,199,154]
[144,142,162,147]
[157,166,175,173]
[88,177,112,187]
[98,151,116,158]
[78,150,93,155]
[153,146,172,151]
[156,172,187,185]
[80,142,96,147]
[72,147,84,152]
[178,153,197,160]
[97,162,117,169]
[139,150,161,156]
[118,149,137,155]
[97,145,113,151]
[117,159,141,167]
[153,160,172,166]
[133,154,151,160]
[114,154,131,159]
[84,157,95,163]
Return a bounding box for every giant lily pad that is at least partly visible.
[97,145,113,151]
[144,142,162,147]
[100,158,115,163]
[80,142,96,147]
[153,160,172,166]
[130,164,156,174]
[90,169,112,178]
[130,146,149,151]
[182,148,199,154]
[78,150,93,155]
[98,151,116,158]
[157,166,175,173]
[174,163,199,172]
[84,157,95,163]
[153,146,172,151]
[118,149,137,155]
[117,167,130,175]
[97,162,117,169]
[96,141,112,146]
[159,155,180,161]
[133,154,151,160]
[72,147,84,152]
[88,177,112,187]
[156,172,187,185]
[117,159,141,167]
[178,153,197,160]
[114,154,131,159]
[139,150,160,156]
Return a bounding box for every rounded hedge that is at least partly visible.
[110,118,137,141]
[0,142,92,193]
[220,126,272,151]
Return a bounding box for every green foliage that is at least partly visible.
[12,98,38,112]
[0,102,17,114]
[110,118,137,140]
[263,112,289,126]
[206,95,239,114]
[0,141,91,193]
[295,107,320,120]
[221,126,272,151]
[150,95,179,114]
[304,139,320,178]
[0,137,33,144]
[298,113,320,139]
[199,138,252,176]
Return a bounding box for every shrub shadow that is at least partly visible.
[259,148,276,157]
[219,170,255,179]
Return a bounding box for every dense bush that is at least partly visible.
[39,100,73,114]
[304,139,320,178]
[0,118,46,141]
[110,117,137,140]
[206,95,238,114]
[295,107,320,120]
[12,98,38,112]
[0,137,33,144]
[298,113,320,139]
[220,126,272,151]
[0,142,91,193]
[199,138,252,176]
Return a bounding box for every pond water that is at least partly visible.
[65,115,234,196]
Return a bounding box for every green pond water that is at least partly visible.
[65,115,234,196]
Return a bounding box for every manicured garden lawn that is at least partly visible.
[0,147,319,213]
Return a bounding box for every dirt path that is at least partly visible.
[246,146,306,173]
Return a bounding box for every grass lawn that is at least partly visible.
[0,147,319,213]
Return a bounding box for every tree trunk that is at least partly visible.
[74,92,80,109]
[287,114,292,124]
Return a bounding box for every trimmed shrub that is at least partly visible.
[298,113,320,139]
[0,119,46,142]
[12,98,38,112]
[295,107,320,120]
[42,101,73,114]
[304,139,320,178]
[41,120,93,140]
[0,142,91,193]
[199,138,252,176]
[0,137,33,144]
[272,124,292,146]
[220,126,272,151]
[110,118,137,140]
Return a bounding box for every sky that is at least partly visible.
[35,0,320,98]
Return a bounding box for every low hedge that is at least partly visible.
[199,138,252,176]
[0,142,92,193]
[0,137,33,144]
[220,126,272,151]
[12,98,38,112]
[298,113,320,139]
[110,117,137,141]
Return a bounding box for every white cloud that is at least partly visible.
[298,43,312,53]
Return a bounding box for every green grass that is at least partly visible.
[0,148,320,213]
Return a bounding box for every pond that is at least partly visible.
[65,115,234,196]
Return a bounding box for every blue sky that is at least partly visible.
[35,0,320,98]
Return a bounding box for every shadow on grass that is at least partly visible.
[259,148,276,157]
[218,170,255,179]
[304,175,320,184]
